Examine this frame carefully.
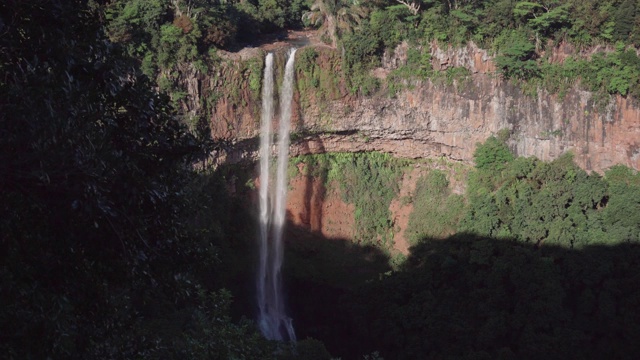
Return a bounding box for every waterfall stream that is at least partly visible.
[257,49,297,342]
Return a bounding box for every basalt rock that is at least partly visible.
[209,42,640,173]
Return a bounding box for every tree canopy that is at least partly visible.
[0,1,273,357]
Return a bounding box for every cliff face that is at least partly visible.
[207,40,640,251]
[209,42,640,173]
[290,72,640,173]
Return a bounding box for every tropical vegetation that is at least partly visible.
[3,0,640,359]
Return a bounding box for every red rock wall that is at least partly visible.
[210,44,640,173]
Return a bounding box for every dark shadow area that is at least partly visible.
[283,221,391,358]
[212,130,360,168]
[214,183,388,355]
[214,205,391,358]
[341,233,640,359]
[245,220,640,359]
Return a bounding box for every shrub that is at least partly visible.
[473,136,514,172]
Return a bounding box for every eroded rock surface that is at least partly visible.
[209,42,640,173]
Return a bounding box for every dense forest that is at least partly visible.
[101,0,640,102]
[2,0,640,359]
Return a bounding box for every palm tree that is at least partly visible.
[303,0,368,48]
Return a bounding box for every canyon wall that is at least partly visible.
[206,41,640,252]
[209,42,640,173]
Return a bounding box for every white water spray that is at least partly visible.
[257,49,297,342]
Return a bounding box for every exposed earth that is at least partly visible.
[282,161,469,255]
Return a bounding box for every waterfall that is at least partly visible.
[257,52,275,340]
[257,49,297,342]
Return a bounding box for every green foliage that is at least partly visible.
[105,0,640,105]
[298,47,320,75]
[292,152,405,247]
[369,6,414,50]
[387,45,433,95]
[245,56,266,101]
[341,27,382,95]
[524,45,640,100]
[258,0,287,29]
[419,5,452,42]
[430,66,472,88]
[605,164,640,186]
[514,1,570,37]
[347,63,381,96]
[108,0,201,71]
[331,153,405,246]
[342,28,381,68]
[303,0,368,47]
[406,46,433,78]
[461,148,640,248]
[331,0,640,98]
[0,1,271,357]
[538,56,580,98]
[473,136,515,172]
[406,170,465,243]
[106,0,308,80]
[450,8,480,39]
[613,0,637,41]
[295,48,343,107]
[339,3,434,96]
[602,165,640,243]
[494,29,540,80]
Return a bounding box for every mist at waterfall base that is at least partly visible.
[256,49,297,342]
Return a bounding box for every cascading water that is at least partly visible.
[257,52,275,340]
[257,49,297,342]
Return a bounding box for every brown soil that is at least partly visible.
[284,162,468,254]
[286,164,424,255]
[388,167,423,255]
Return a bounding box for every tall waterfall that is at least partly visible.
[257,49,297,342]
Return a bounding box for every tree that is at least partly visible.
[495,29,540,80]
[613,0,637,41]
[395,0,421,15]
[473,136,515,172]
[0,1,270,357]
[303,0,367,48]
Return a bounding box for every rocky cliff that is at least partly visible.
[208,41,640,173]
[203,38,640,254]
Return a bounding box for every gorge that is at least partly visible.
[207,38,640,357]
[5,1,640,358]
[190,39,640,257]
[200,35,640,358]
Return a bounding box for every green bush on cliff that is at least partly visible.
[460,138,640,248]
[406,170,465,244]
[331,153,405,246]
[292,152,406,248]
[473,136,514,172]
[295,48,343,107]
[494,29,540,80]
